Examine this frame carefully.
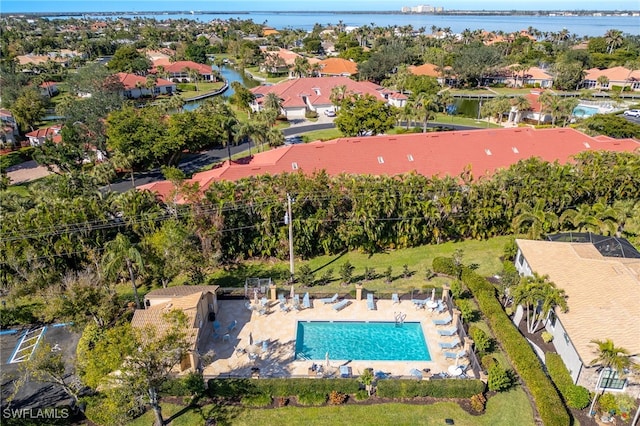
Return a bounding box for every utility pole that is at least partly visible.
[285,193,294,282]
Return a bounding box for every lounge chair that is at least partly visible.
[213,320,221,331]
[438,337,461,350]
[279,302,290,313]
[392,293,400,304]
[278,294,286,305]
[436,300,446,313]
[443,350,467,360]
[374,370,389,380]
[260,297,268,307]
[226,320,238,333]
[437,327,457,336]
[292,294,301,311]
[320,293,339,304]
[432,315,452,326]
[339,365,352,378]
[409,368,423,380]
[332,299,350,311]
[302,292,312,309]
[367,293,376,310]
[412,298,429,309]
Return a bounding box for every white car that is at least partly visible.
[324,110,336,117]
[623,109,640,117]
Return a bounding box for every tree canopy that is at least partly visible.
[334,94,397,137]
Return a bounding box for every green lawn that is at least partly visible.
[300,128,344,141]
[209,236,510,291]
[128,387,534,426]
[178,81,226,100]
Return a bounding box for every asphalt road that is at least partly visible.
[109,121,487,193]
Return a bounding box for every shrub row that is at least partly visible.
[455,264,571,426]
[546,353,591,409]
[207,378,360,399]
[376,379,485,399]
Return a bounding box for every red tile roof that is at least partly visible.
[318,58,358,76]
[152,60,212,75]
[584,66,640,82]
[26,125,62,143]
[138,127,639,202]
[251,76,397,109]
[116,73,174,90]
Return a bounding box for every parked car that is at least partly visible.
[324,110,336,117]
[623,109,640,117]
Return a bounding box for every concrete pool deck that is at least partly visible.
[201,297,476,380]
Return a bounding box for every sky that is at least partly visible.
[1,0,639,14]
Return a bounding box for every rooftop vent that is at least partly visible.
[583,142,591,148]
[407,154,414,162]
[377,156,384,164]
[512,147,519,153]
[485,149,492,156]
[291,162,298,170]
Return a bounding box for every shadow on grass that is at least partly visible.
[310,251,347,274]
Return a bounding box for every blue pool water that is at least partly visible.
[295,321,431,361]
[573,105,599,118]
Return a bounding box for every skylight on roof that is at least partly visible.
[485,149,492,156]
[377,156,384,164]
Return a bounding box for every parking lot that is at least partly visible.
[1,324,81,410]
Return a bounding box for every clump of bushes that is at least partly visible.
[542,331,554,343]
[297,391,327,406]
[328,390,348,405]
[487,364,513,392]
[354,389,369,401]
[469,326,494,355]
[432,257,460,277]
[241,393,272,407]
[470,393,487,413]
[546,353,590,409]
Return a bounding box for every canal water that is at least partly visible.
[183,66,259,111]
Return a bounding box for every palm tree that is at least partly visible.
[596,75,609,92]
[263,92,283,117]
[512,273,567,334]
[510,96,531,124]
[167,94,185,113]
[588,339,637,417]
[412,92,437,132]
[604,29,624,54]
[292,56,310,78]
[512,199,558,239]
[330,85,348,110]
[102,233,145,309]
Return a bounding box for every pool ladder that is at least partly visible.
[394,312,406,327]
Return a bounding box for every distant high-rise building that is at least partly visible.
[401,4,440,13]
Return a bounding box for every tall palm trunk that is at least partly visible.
[126,258,142,309]
[149,387,163,426]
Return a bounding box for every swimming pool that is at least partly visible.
[295,321,431,361]
[573,105,599,118]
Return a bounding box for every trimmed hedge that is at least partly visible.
[376,379,485,399]
[454,264,571,426]
[546,353,591,409]
[208,378,360,399]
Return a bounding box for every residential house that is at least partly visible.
[249,76,406,119]
[259,48,303,75]
[151,60,215,83]
[132,285,220,373]
[143,48,175,62]
[39,81,59,97]
[138,127,640,203]
[0,109,19,147]
[507,65,554,88]
[514,237,640,393]
[512,91,553,124]
[408,63,455,85]
[116,72,176,99]
[25,125,62,146]
[317,58,358,77]
[16,54,70,72]
[262,27,279,36]
[581,66,640,91]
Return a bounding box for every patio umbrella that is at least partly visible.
[325,352,330,368]
[431,288,436,301]
[290,285,295,299]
